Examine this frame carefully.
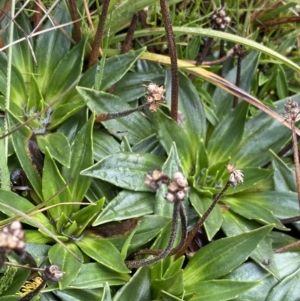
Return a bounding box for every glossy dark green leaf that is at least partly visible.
[153,109,193,174]
[208,102,249,166]
[270,150,296,192]
[93,191,154,226]
[34,2,71,93]
[42,148,72,219]
[81,152,164,191]
[233,97,298,167]
[77,87,152,145]
[62,113,94,209]
[132,134,164,157]
[183,225,273,286]
[45,37,87,106]
[189,189,222,241]
[222,210,279,278]
[48,243,83,289]
[7,113,42,199]
[0,189,49,225]
[165,71,206,145]
[37,132,71,167]
[72,198,105,235]
[232,191,298,219]
[0,52,27,106]
[266,269,300,301]
[187,280,259,301]
[100,48,145,91]
[93,130,122,161]
[55,288,104,301]
[76,237,129,273]
[113,266,151,301]
[69,263,130,289]
[223,196,288,231]
[86,178,117,203]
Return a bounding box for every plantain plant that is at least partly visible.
[0,1,300,301]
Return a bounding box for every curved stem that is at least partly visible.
[126,200,181,269]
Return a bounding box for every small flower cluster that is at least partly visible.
[144,83,166,112]
[226,163,244,187]
[210,8,231,30]
[283,99,300,123]
[165,172,189,203]
[0,221,25,256]
[43,265,64,282]
[145,169,189,202]
[145,169,170,191]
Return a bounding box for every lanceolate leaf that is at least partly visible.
[153,110,193,174]
[183,225,273,286]
[62,113,94,209]
[222,210,279,279]
[42,147,72,219]
[113,266,151,301]
[93,191,154,226]
[76,237,129,273]
[48,243,83,290]
[81,152,164,191]
[208,102,249,166]
[77,87,152,145]
[188,280,259,301]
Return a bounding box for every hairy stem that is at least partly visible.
[160,0,178,121]
[126,200,181,269]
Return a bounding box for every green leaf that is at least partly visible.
[189,189,222,241]
[93,191,154,226]
[183,225,273,286]
[45,37,87,105]
[102,282,112,301]
[69,263,130,289]
[113,266,151,301]
[223,196,288,231]
[153,109,193,174]
[188,280,259,301]
[81,152,164,191]
[48,243,83,289]
[165,70,206,146]
[77,87,152,145]
[76,237,130,273]
[34,2,71,93]
[222,210,279,279]
[37,132,71,167]
[100,48,146,91]
[7,112,42,199]
[208,102,249,165]
[151,270,184,299]
[276,65,289,99]
[270,149,296,192]
[0,189,49,225]
[233,98,296,167]
[42,148,72,219]
[27,74,44,111]
[72,198,105,236]
[62,113,94,208]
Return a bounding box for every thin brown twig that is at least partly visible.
[88,0,110,68]
[291,121,300,208]
[160,0,179,122]
[68,0,81,43]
